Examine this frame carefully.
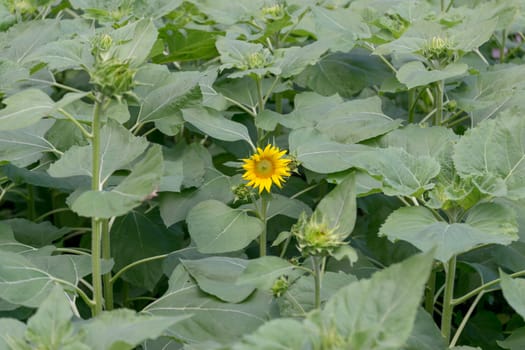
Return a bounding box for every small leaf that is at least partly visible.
[187,200,264,254]
[397,61,468,89]
[237,256,298,289]
[500,271,525,320]
[315,173,357,238]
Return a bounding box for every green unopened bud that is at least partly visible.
[92,33,113,61]
[232,183,252,203]
[90,58,136,98]
[245,50,273,70]
[271,275,289,297]
[292,212,345,257]
[422,36,456,67]
[261,4,285,19]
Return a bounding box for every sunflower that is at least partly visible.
[242,144,292,193]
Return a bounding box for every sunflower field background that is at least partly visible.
[1,0,525,349]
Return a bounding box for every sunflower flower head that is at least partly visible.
[242,144,291,194]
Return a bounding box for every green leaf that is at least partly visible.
[183,107,254,148]
[402,309,447,350]
[81,309,187,350]
[232,318,312,350]
[354,147,441,197]
[185,0,262,25]
[48,120,149,183]
[295,49,392,98]
[110,210,182,290]
[237,256,297,289]
[273,41,327,78]
[278,272,356,317]
[289,128,373,174]
[0,19,60,62]
[318,251,434,349]
[187,200,264,253]
[397,61,468,89]
[181,257,255,303]
[248,194,312,220]
[500,271,525,320]
[453,111,525,200]
[379,203,518,262]
[0,89,54,131]
[25,285,84,349]
[23,39,93,71]
[498,327,525,350]
[160,143,210,192]
[143,265,272,344]
[0,119,58,167]
[136,71,202,125]
[0,318,26,350]
[0,59,29,94]
[159,168,234,226]
[315,173,357,238]
[311,6,370,53]
[69,145,163,218]
[109,19,158,66]
[6,219,69,248]
[0,250,93,307]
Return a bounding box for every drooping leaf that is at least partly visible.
[187,200,264,254]
[183,107,254,148]
[23,39,93,71]
[142,265,272,344]
[500,271,525,320]
[6,219,69,248]
[397,61,468,89]
[109,19,158,66]
[181,257,255,303]
[237,256,298,289]
[379,203,518,262]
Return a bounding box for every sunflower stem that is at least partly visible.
[259,195,269,257]
[441,255,457,343]
[312,256,322,309]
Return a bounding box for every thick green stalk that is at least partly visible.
[91,96,104,316]
[425,268,436,315]
[259,195,268,257]
[312,256,322,309]
[434,80,444,126]
[102,219,113,310]
[441,255,457,343]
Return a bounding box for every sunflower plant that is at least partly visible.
[1,1,525,349]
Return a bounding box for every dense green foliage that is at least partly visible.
[1,0,525,349]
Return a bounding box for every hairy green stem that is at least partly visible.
[110,253,169,284]
[425,268,436,315]
[259,195,269,257]
[450,291,484,347]
[102,219,113,310]
[453,269,525,305]
[500,30,507,64]
[256,76,265,114]
[441,255,457,343]
[91,96,104,316]
[434,80,444,126]
[312,256,322,309]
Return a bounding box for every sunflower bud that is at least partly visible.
[422,36,456,67]
[271,275,289,298]
[261,3,285,19]
[91,33,113,61]
[245,50,273,70]
[90,58,136,98]
[231,183,252,203]
[292,212,345,257]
